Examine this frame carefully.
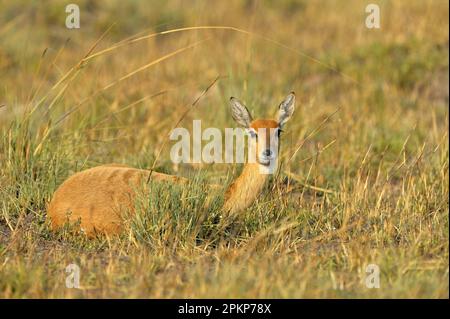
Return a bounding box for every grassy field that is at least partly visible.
[0,0,448,298]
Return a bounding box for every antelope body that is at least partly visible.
[48,93,295,235]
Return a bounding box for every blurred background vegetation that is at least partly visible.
[0,0,448,298]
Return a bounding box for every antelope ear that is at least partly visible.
[277,92,295,127]
[229,97,253,128]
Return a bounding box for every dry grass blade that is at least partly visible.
[287,107,341,164]
[28,25,116,117]
[0,1,447,299]
[84,26,358,84]
[146,75,222,182]
[55,38,210,126]
[284,171,335,195]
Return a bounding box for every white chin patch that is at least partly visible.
[258,158,277,175]
[259,155,276,165]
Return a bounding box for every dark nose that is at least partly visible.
[263,149,272,157]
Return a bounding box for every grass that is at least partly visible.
[0,0,448,298]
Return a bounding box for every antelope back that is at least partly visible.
[47,165,188,235]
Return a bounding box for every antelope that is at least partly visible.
[48,92,295,236]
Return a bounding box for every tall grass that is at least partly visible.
[0,0,448,298]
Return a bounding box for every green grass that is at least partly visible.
[0,0,448,298]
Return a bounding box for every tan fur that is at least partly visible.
[250,119,279,129]
[221,119,279,214]
[222,163,268,214]
[48,165,189,235]
[250,119,279,164]
[48,93,294,236]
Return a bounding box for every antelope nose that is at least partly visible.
[263,149,272,157]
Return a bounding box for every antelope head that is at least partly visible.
[229,92,295,173]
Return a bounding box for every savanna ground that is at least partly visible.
[0,0,448,298]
